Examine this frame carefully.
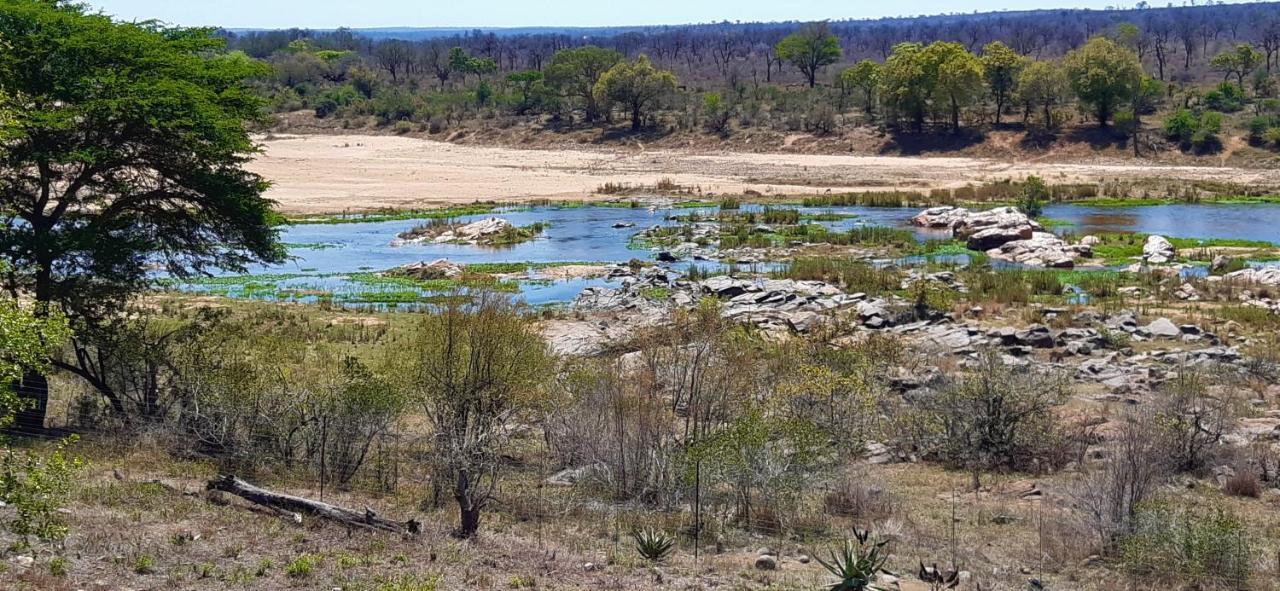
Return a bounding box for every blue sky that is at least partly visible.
[84,1,1251,29]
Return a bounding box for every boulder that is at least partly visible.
[912,206,1042,251]
[1141,317,1181,339]
[393,258,464,280]
[754,555,778,570]
[1142,235,1176,264]
[1225,267,1280,286]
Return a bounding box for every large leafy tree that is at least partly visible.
[1210,43,1263,91]
[0,1,283,423]
[1017,59,1070,129]
[981,41,1026,125]
[1064,36,1144,128]
[594,55,678,131]
[775,22,842,88]
[546,46,623,124]
[840,60,881,114]
[880,42,933,132]
[928,42,985,133]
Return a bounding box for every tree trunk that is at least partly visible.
[631,104,642,131]
[12,372,48,434]
[207,475,420,534]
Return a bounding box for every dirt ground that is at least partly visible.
[250,133,1280,214]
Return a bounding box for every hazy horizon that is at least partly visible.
[84,0,1260,30]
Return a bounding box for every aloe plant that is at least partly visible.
[816,529,890,591]
[631,528,675,563]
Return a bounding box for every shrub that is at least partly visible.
[904,350,1071,484]
[1120,500,1250,586]
[1204,82,1245,112]
[1018,175,1048,217]
[0,436,84,550]
[631,528,676,563]
[286,553,322,578]
[1224,470,1261,498]
[816,529,889,591]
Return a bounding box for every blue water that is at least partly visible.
[189,202,1280,307]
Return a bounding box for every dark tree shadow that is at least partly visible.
[879,127,986,155]
[1062,126,1128,150]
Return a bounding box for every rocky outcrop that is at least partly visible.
[1142,235,1176,264]
[394,217,532,246]
[1222,267,1280,286]
[912,206,1043,251]
[391,258,464,280]
[986,231,1093,268]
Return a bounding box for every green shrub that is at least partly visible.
[286,553,322,578]
[0,436,84,550]
[1120,500,1250,586]
[631,528,675,563]
[816,529,889,591]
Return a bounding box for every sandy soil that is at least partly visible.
[251,134,1280,214]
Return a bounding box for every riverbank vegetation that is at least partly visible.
[240,3,1280,164]
[8,3,1280,591]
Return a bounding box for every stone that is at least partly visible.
[754,555,778,570]
[655,251,679,262]
[1142,235,1176,264]
[1225,267,1280,286]
[1142,317,1181,338]
[392,258,464,281]
[612,222,636,229]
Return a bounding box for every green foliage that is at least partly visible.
[816,530,890,591]
[931,42,985,131]
[1018,175,1048,217]
[594,55,678,131]
[1210,43,1263,90]
[0,300,70,427]
[285,553,322,578]
[0,1,283,342]
[1064,36,1144,127]
[840,60,881,113]
[506,70,547,114]
[701,92,733,133]
[981,41,1026,124]
[776,22,842,88]
[687,410,829,525]
[1017,59,1070,129]
[546,46,623,122]
[0,437,84,550]
[1120,500,1250,586]
[631,528,676,563]
[880,41,983,132]
[1204,81,1245,112]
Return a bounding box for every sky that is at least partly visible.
[83,0,1255,30]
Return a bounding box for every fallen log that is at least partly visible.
[207,475,420,535]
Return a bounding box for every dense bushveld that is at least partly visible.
[3,275,1280,589]
[241,2,1280,159]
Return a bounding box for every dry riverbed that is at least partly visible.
[250,134,1280,214]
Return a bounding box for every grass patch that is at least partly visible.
[283,204,501,225]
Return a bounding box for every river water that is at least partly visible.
[180,202,1280,306]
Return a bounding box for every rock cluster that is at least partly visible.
[391,258,464,280]
[1142,235,1176,264]
[912,206,1091,267]
[393,217,518,246]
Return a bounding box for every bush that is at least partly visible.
[1120,500,1250,586]
[1224,470,1261,498]
[1162,109,1198,144]
[0,437,84,550]
[1164,109,1223,153]
[1204,82,1245,112]
[901,350,1071,484]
